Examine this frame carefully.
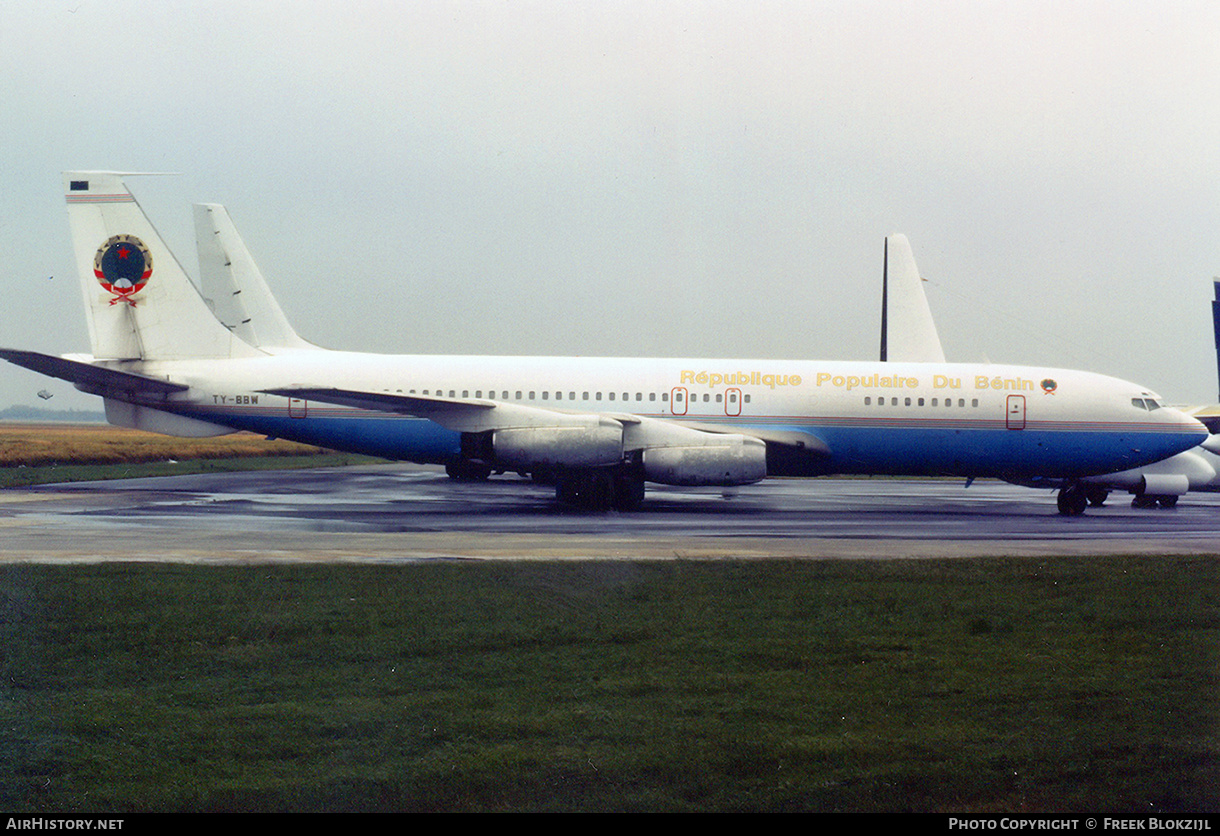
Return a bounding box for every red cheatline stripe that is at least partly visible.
[66,193,135,203]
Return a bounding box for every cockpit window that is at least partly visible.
[1146,398,1162,410]
[1132,398,1147,410]
[1132,397,1163,411]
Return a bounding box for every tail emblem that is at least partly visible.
[93,234,153,305]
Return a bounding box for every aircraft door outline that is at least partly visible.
[725,387,742,417]
[1006,394,1026,430]
[670,387,689,416]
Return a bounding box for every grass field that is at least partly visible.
[0,422,381,486]
[0,557,1216,813]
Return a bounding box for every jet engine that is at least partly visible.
[487,423,623,469]
[642,435,767,486]
[461,414,624,470]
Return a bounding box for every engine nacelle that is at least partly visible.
[489,424,624,469]
[1139,473,1191,497]
[642,435,767,486]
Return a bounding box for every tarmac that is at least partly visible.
[1,463,1218,562]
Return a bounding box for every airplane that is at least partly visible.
[1073,279,1220,507]
[0,171,1208,513]
[877,237,1220,509]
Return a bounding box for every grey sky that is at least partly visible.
[2,0,1219,411]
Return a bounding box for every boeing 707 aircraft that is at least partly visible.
[0,171,1207,513]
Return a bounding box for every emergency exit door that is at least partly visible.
[1006,394,1026,430]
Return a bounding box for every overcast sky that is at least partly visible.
[3,0,1219,412]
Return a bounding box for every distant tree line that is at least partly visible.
[0,405,106,423]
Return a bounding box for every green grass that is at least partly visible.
[1,557,1217,812]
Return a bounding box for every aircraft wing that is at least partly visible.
[262,386,619,434]
[0,348,188,397]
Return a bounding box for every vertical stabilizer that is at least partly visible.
[64,172,262,360]
[880,234,946,363]
[879,237,889,361]
[195,203,312,350]
[1213,279,1220,400]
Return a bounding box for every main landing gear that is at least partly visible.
[554,466,646,512]
[1056,483,1089,516]
[1131,493,1178,509]
[445,458,646,511]
[1057,482,1181,514]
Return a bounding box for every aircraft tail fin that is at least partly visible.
[64,172,262,360]
[880,234,946,363]
[1212,279,1220,400]
[194,203,313,350]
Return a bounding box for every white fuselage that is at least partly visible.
[97,349,1207,482]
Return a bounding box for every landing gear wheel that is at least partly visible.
[1157,495,1179,508]
[445,460,492,481]
[1057,484,1088,516]
[556,467,645,511]
[1085,486,1109,507]
[555,468,615,511]
[611,471,646,511]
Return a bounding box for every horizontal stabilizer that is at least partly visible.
[0,348,187,397]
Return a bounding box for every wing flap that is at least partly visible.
[674,419,832,457]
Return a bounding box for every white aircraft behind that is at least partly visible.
[875,236,1220,509]
[0,171,1207,513]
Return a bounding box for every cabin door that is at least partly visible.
[725,387,742,417]
[670,387,689,416]
[1006,394,1026,430]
